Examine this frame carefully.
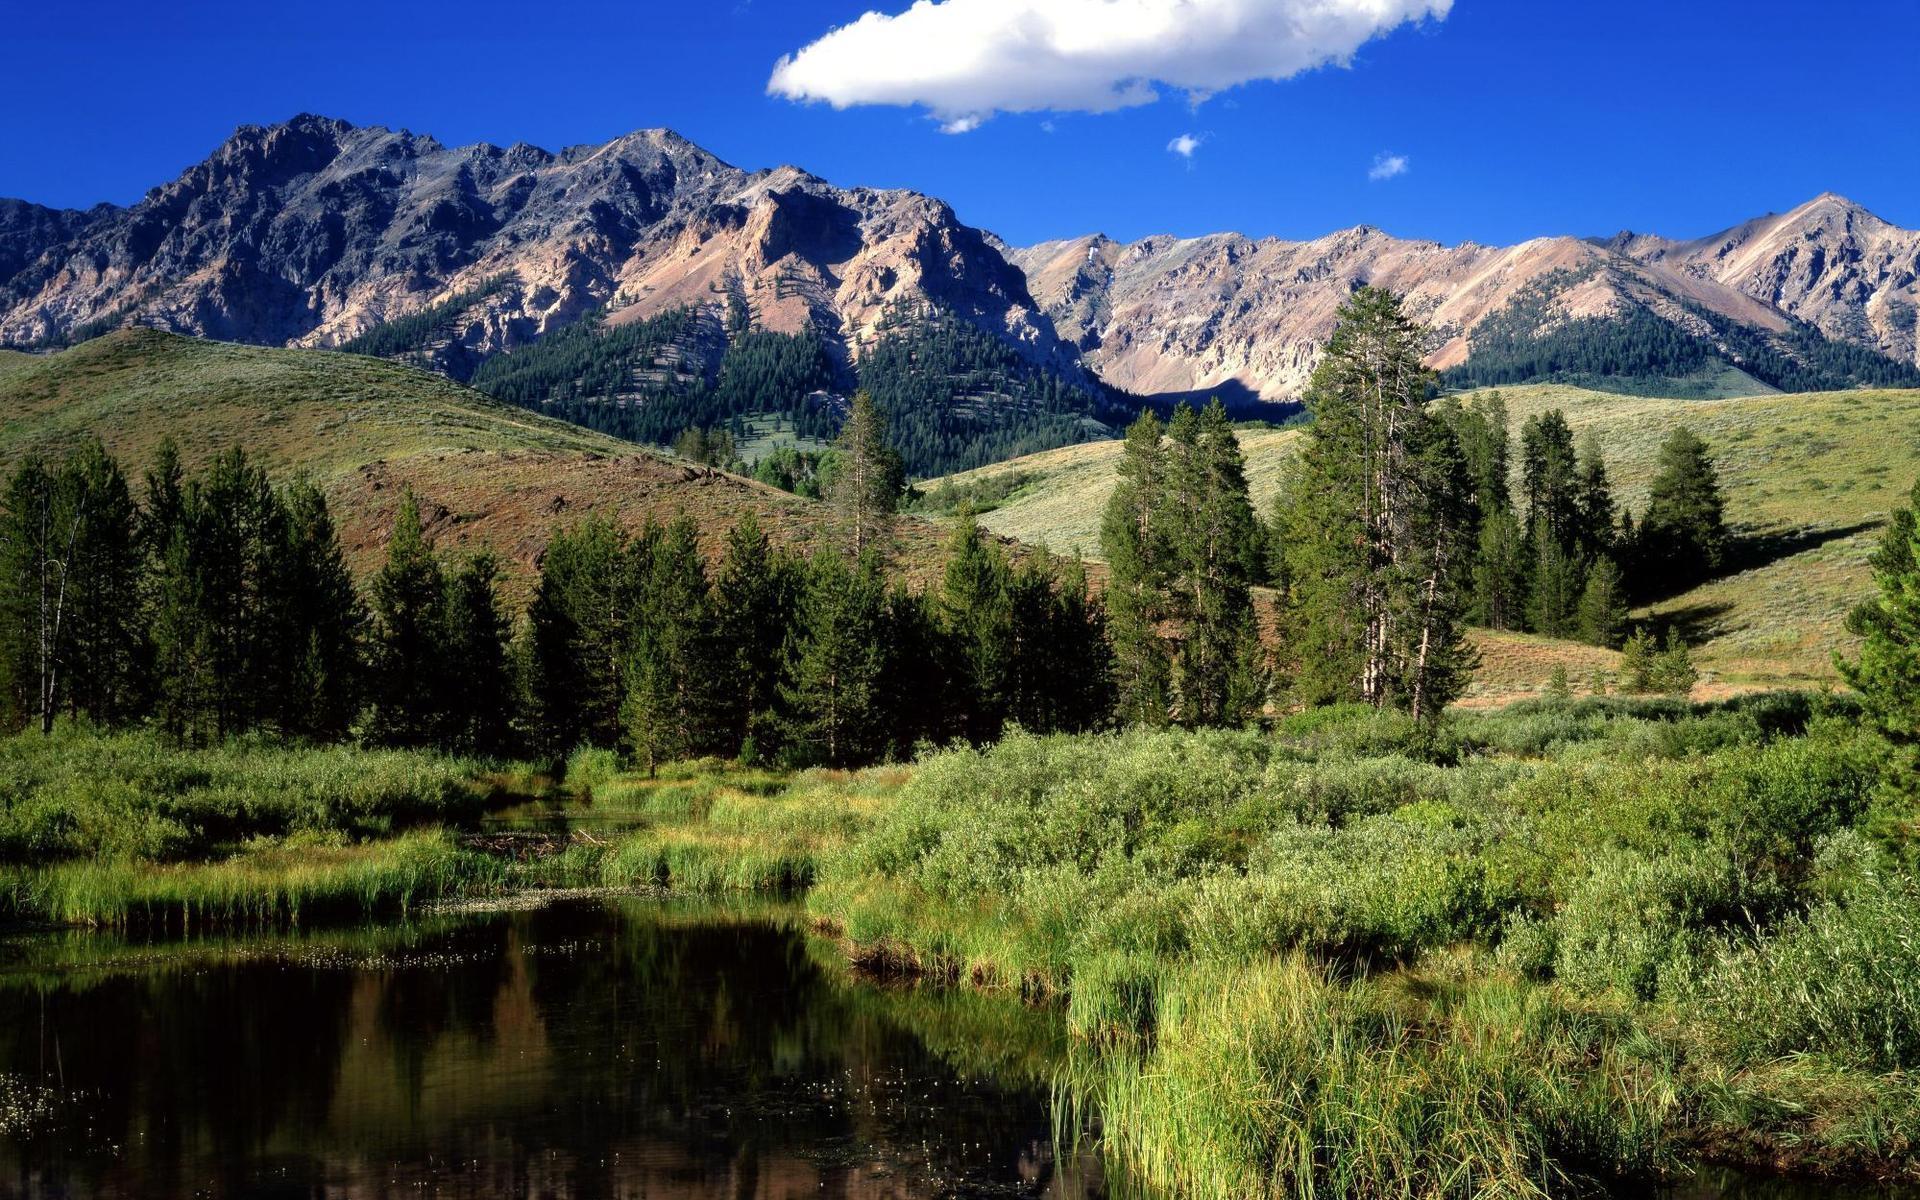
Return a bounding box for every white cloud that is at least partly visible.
[1368,152,1410,181]
[768,0,1453,131]
[1167,132,1203,159]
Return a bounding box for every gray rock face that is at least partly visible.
[1605,194,1920,370]
[1013,198,1920,402]
[0,115,1076,378]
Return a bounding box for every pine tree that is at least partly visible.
[1276,288,1477,718]
[1042,556,1115,733]
[1471,507,1529,630]
[1838,481,1920,831]
[1651,630,1699,697]
[781,549,890,766]
[624,517,714,774]
[1638,427,1726,593]
[275,480,364,740]
[1100,411,1174,725]
[1520,410,1580,549]
[1573,431,1617,560]
[1576,555,1630,649]
[0,456,66,731]
[1166,400,1267,726]
[171,448,284,740]
[1619,629,1657,693]
[527,517,642,753]
[710,512,795,759]
[941,510,1013,741]
[825,392,902,559]
[57,440,146,727]
[368,491,447,747]
[442,552,515,755]
[881,584,957,756]
[1528,517,1580,638]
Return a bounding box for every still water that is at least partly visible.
[0,897,1101,1199]
[0,896,1911,1200]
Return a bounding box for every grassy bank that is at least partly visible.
[0,725,522,928]
[556,695,1920,1194]
[7,702,1917,1193]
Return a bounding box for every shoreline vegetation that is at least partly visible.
[5,691,1919,1195]
[4,292,1920,1198]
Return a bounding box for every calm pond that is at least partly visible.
[0,896,1909,1200]
[0,897,1099,1199]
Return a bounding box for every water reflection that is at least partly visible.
[0,898,1100,1199]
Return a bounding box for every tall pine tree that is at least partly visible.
[1275,288,1477,719]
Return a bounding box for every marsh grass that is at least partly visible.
[2,830,503,929]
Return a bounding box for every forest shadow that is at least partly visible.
[1642,602,1738,645]
[1721,520,1881,575]
[1634,521,1880,607]
[1124,381,1298,424]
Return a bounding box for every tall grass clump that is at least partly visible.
[1693,869,1920,1072]
[0,725,501,864]
[1073,956,1678,1200]
[0,830,503,929]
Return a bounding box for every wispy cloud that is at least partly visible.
[1368,152,1410,182]
[768,0,1453,133]
[1167,132,1204,161]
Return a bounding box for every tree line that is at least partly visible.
[1103,287,1732,723]
[1,292,1750,768]
[0,397,1108,768]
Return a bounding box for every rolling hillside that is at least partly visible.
[930,386,1920,697]
[0,330,954,593]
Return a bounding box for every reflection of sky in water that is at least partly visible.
[0,899,1100,1199]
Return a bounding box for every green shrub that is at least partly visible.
[1694,871,1920,1072]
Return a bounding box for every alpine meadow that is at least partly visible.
[6,4,1920,1197]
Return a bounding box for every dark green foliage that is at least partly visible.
[1441,269,1920,393]
[1520,410,1580,551]
[1528,515,1581,639]
[781,550,891,767]
[440,553,515,756]
[526,517,644,755]
[751,445,830,497]
[854,305,1110,476]
[1102,412,1174,725]
[824,391,903,557]
[334,277,514,374]
[1577,557,1630,649]
[907,470,1037,517]
[0,441,147,732]
[1166,401,1268,726]
[709,513,798,757]
[468,301,1106,477]
[1636,427,1726,594]
[1471,508,1528,630]
[1102,402,1265,728]
[941,513,1014,742]
[276,481,365,741]
[673,426,738,469]
[1838,480,1920,847]
[1276,289,1476,719]
[624,519,715,776]
[1651,631,1699,697]
[1619,629,1657,694]
[368,493,447,747]
[935,515,1114,743]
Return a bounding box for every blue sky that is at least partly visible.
[5,0,1916,248]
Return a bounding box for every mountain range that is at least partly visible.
[3,115,1917,412]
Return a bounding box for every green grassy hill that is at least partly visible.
[0,331,952,594]
[928,385,1920,698]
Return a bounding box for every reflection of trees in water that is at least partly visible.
[0,901,1099,1199]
